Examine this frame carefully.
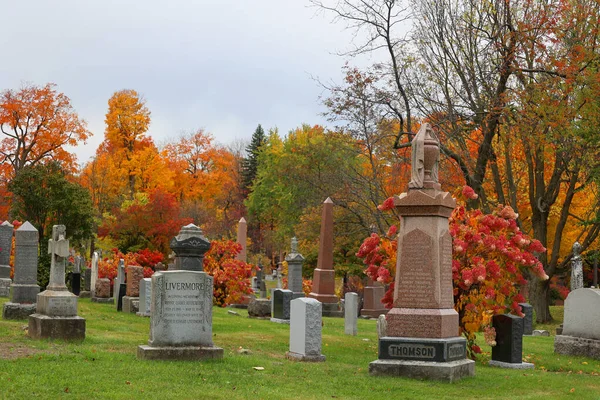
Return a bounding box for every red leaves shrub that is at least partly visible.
[97,248,164,285]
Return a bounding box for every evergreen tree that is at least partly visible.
[241,124,266,194]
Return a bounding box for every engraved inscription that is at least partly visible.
[14,245,38,284]
[0,227,12,266]
[397,229,435,308]
[388,344,435,359]
[47,297,76,316]
[439,232,454,308]
[448,343,465,359]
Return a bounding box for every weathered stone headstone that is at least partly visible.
[286,297,325,362]
[489,314,533,369]
[137,278,151,317]
[555,288,600,359]
[369,124,474,381]
[170,224,210,271]
[80,267,91,298]
[90,251,99,297]
[28,225,85,340]
[2,222,40,320]
[344,292,359,335]
[123,266,144,313]
[236,217,247,262]
[308,198,342,317]
[71,256,81,296]
[0,221,13,297]
[137,270,224,360]
[519,303,533,335]
[286,237,305,299]
[377,314,387,339]
[361,278,388,318]
[91,278,114,304]
[571,242,584,291]
[113,259,125,308]
[248,298,271,319]
[271,288,293,324]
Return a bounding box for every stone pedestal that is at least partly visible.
[369,124,474,382]
[169,224,210,271]
[361,279,388,318]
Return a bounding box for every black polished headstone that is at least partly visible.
[272,289,293,320]
[117,283,126,312]
[378,337,467,362]
[71,273,81,296]
[518,303,533,335]
[492,314,524,364]
[84,269,91,291]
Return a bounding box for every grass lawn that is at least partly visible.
[1,299,599,399]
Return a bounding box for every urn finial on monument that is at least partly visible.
[170,223,211,271]
[408,123,441,191]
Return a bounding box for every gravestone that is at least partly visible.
[71,256,81,296]
[489,314,533,369]
[256,262,265,297]
[0,221,13,297]
[248,298,271,319]
[555,288,600,359]
[113,259,125,309]
[271,288,293,324]
[91,278,114,304]
[286,297,325,362]
[170,224,210,271]
[28,225,85,340]
[80,267,91,298]
[137,278,151,317]
[137,270,223,360]
[377,315,387,339]
[309,198,342,317]
[90,251,99,297]
[236,217,247,262]
[369,124,474,381]
[361,278,388,318]
[519,303,533,335]
[286,237,305,299]
[344,292,359,335]
[123,266,144,313]
[2,222,40,320]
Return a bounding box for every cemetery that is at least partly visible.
[2,0,600,398]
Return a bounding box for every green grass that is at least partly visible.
[1,300,599,399]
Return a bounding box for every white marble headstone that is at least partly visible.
[289,297,323,356]
[344,292,359,335]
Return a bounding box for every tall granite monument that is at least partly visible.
[286,237,305,299]
[29,225,85,340]
[309,198,342,317]
[369,123,475,381]
[236,217,247,262]
[137,223,223,360]
[2,222,40,320]
[0,221,13,297]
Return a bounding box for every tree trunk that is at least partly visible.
[528,276,553,323]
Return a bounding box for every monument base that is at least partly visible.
[360,308,389,318]
[386,308,459,338]
[2,302,36,320]
[248,298,271,318]
[321,302,343,318]
[91,297,115,304]
[79,291,91,298]
[137,345,224,361]
[0,278,10,297]
[270,317,290,324]
[369,359,475,382]
[28,314,86,340]
[286,351,326,362]
[554,335,600,360]
[123,296,139,313]
[9,283,40,304]
[489,360,534,369]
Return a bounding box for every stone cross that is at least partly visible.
[236,217,247,262]
[47,225,70,291]
[571,242,583,291]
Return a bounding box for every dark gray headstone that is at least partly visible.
[71,273,81,296]
[170,224,210,271]
[0,221,14,267]
[285,237,305,298]
[10,221,40,303]
[272,289,293,320]
[84,269,91,291]
[519,303,533,335]
[492,314,524,364]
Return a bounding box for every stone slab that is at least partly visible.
[369,358,475,382]
[126,266,144,297]
[519,303,534,335]
[123,296,139,313]
[28,314,85,341]
[289,297,323,357]
[562,288,600,339]
[554,335,600,360]
[91,297,115,304]
[286,351,325,362]
[378,337,467,362]
[386,307,458,338]
[137,345,223,361]
[36,291,78,317]
[0,278,10,297]
[248,298,271,318]
[344,292,359,335]
[489,360,534,369]
[10,284,40,304]
[2,302,36,320]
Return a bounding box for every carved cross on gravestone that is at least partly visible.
[47,225,70,291]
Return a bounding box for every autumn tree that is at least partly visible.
[104,89,151,199]
[0,83,90,179]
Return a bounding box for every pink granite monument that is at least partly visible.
[360,278,388,318]
[369,123,474,381]
[309,198,342,317]
[236,217,247,262]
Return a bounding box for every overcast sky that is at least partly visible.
[0,0,381,165]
